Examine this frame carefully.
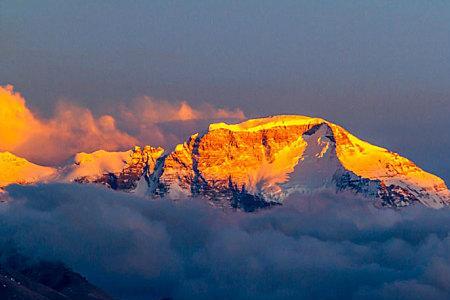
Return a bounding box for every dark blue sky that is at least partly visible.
[1,1,449,183]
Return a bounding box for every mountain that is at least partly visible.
[59,146,164,191]
[149,115,450,210]
[1,115,449,210]
[0,152,56,188]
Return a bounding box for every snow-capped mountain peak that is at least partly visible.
[153,115,450,209]
[1,115,448,210]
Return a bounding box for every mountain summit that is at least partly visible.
[149,115,449,210]
[1,115,449,210]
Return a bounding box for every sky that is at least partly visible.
[0,1,449,183]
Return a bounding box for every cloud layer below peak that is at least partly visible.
[1,184,450,300]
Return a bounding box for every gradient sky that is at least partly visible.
[1,1,449,183]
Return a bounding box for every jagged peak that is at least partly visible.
[63,145,165,183]
[73,145,164,164]
[131,145,164,155]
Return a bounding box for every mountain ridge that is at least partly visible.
[1,115,449,210]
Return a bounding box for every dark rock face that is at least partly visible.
[377,183,420,207]
[108,146,163,190]
[333,171,420,207]
[333,170,382,200]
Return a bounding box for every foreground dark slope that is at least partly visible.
[0,259,112,300]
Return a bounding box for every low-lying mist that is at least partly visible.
[1,184,450,300]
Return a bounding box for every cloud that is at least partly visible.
[0,85,138,165]
[114,95,245,148]
[118,95,245,124]
[1,184,450,300]
[0,85,245,165]
[0,85,42,150]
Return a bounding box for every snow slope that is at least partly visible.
[0,152,56,187]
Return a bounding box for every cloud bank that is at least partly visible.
[0,85,137,164]
[0,85,245,165]
[114,95,245,149]
[1,184,450,300]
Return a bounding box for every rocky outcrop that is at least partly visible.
[65,146,164,191]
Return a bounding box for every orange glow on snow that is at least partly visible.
[0,152,56,187]
[162,115,449,205]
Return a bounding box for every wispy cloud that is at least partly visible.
[114,95,245,148]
